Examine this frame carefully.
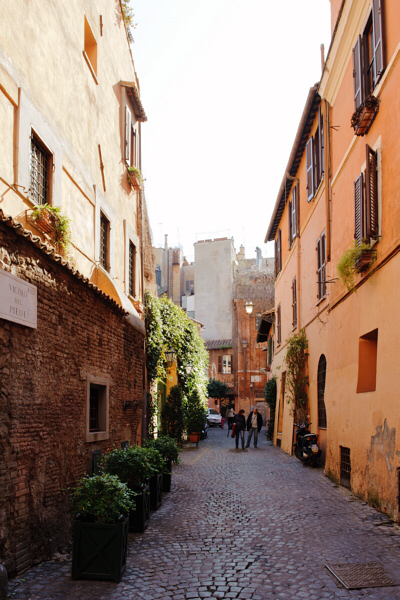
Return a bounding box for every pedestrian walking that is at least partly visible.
[225,406,235,435]
[245,408,263,448]
[233,409,246,450]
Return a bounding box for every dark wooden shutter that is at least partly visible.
[275,229,282,274]
[292,278,297,328]
[292,185,297,239]
[353,36,363,109]
[354,173,364,243]
[365,145,378,238]
[218,355,222,374]
[318,106,324,180]
[306,138,314,201]
[288,199,292,246]
[277,305,281,345]
[372,0,384,82]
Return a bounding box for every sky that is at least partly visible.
[130,0,332,262]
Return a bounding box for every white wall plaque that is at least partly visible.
[0,269,37,329]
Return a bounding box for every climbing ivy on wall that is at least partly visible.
[145,293,209,399]
[284,329,309,419]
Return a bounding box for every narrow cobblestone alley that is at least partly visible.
[8,428,400,600]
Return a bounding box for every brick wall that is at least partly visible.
[0,222,145,576]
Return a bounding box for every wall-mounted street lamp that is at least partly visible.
[165,349,175,366]
[245,301,254,315]
[242,339,248,349]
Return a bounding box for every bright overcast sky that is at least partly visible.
[130,0,332,262]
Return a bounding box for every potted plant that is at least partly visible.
[185,389,207,445]
[337,241,377,291]
[144,447,165,510]
[31,203,71,253]
[127,166,143,189]
[69,473,135,582]
[102,446,155,533]
[144,436,181,492]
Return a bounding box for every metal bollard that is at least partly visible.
[0,563,8,600]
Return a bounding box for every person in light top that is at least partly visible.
[245,408,263,448]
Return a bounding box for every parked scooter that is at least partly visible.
[293,421,321,467]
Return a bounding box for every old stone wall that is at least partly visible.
[0,221,144,576]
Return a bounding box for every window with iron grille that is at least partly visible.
[340,446,351,489]
[99,212,109,270]
[129,241,136,297]
[317,232,327,299]
[317,354,327,428]
[30,134,51,205]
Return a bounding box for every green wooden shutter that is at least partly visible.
[372,0,384,82]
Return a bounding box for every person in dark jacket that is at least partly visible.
[233,409,246,450]
[245,408,263,448]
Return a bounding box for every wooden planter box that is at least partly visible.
[129,484,150,533]
[127,172,141,190]
[355,250,375,273]
[351,97,379,136]
[149,472,163,511]
[71,516,129,582]
[162,459,172,493]
[34,210,56,235]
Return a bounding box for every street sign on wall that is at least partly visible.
[0,269,37,328]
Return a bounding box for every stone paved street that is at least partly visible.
[8,427,400,600]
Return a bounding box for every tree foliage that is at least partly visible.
[207,378,229,399]
[264,377,277,440]
[160,385,185,443]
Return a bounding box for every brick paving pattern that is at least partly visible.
[8,427,400,599]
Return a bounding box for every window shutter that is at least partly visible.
[292,185,297,240]
[288,199,292,246]
[372,0,384,82]
[218,355,222,374]
[306,138,314,201]
[318,106,324,180]
[292,278,297,328]
[353,36,363,109]
[125,105,132,163]
[365,145,378,238]
[354,173,364,243]
[277,229,282,272]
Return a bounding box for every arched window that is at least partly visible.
[317,355,327,428]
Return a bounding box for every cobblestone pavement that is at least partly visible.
[8,427,400,600]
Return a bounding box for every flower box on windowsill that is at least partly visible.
[351,96,379,136]
[33,209,56,234]
[355,249,376,273]
[127,168,142,190]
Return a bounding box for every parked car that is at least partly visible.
[207,408,223,428]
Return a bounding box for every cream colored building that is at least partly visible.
[0,0,150,325]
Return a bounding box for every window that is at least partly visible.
[276,304,281,345]
[352,0,384,110]
[124,106,138,167]
[317,233,327,300]
[340,446,351,489]
[185,280,194,295]
[30,133,52,205]
[288,184,298,247]
[306,107,324,201]
[218,354,232,374]
[86,376,109,442]
[255,313,261,331]
[355,145,379,244]
[291,277,297,329]
[84,16,98,79]
[99,212,110,271]
[275,229,282,276]
[129,241,136,297]
[317,355,327,428]
[357,329,378,393]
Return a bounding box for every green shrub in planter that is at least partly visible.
[69,474,135,581]
[144,436,181,464]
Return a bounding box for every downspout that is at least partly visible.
[324,99,332,262]
[139,125,148,440]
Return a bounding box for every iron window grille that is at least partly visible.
[99,212,109,270]
[340,446,351,489]
[30,134,51,205]
[89,386,100,432]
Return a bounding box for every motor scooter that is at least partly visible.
[293,421,321,467]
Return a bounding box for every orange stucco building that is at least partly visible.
[266,0,400,521]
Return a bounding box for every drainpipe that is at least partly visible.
[324,98,332,262]
[140,185,147,441]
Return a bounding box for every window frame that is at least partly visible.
[222,354,232,374]
[99,211,110,272]
[306,107,324,202]
[29,131,53,206]
[86,375,110,443]
[291,277,297,329]
[128,240,136,298]
[354,145,379,244]
[288,184,298,248]
[276,304,281,346]
[275,229,282,276]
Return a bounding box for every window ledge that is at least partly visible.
[86,430,109,443]
[83,51,99,85]
[316,295,327,307]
